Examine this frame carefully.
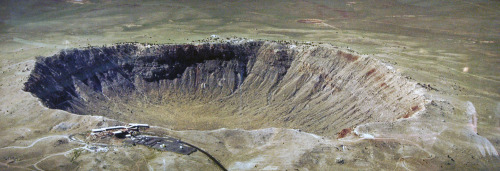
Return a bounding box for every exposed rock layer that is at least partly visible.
[24,41,424,137]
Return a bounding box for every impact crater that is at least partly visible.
[24,40,424,137]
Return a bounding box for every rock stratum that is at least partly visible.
[23,40,424,137]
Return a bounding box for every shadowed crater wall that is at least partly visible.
[24,40,424,137]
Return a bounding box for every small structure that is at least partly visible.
[89,123,196,155]
[90,123,149,138]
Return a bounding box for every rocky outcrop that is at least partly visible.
[24,40,425,137]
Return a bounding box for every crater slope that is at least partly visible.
[24,40,424,137]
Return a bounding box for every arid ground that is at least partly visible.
[0,0,499,170]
